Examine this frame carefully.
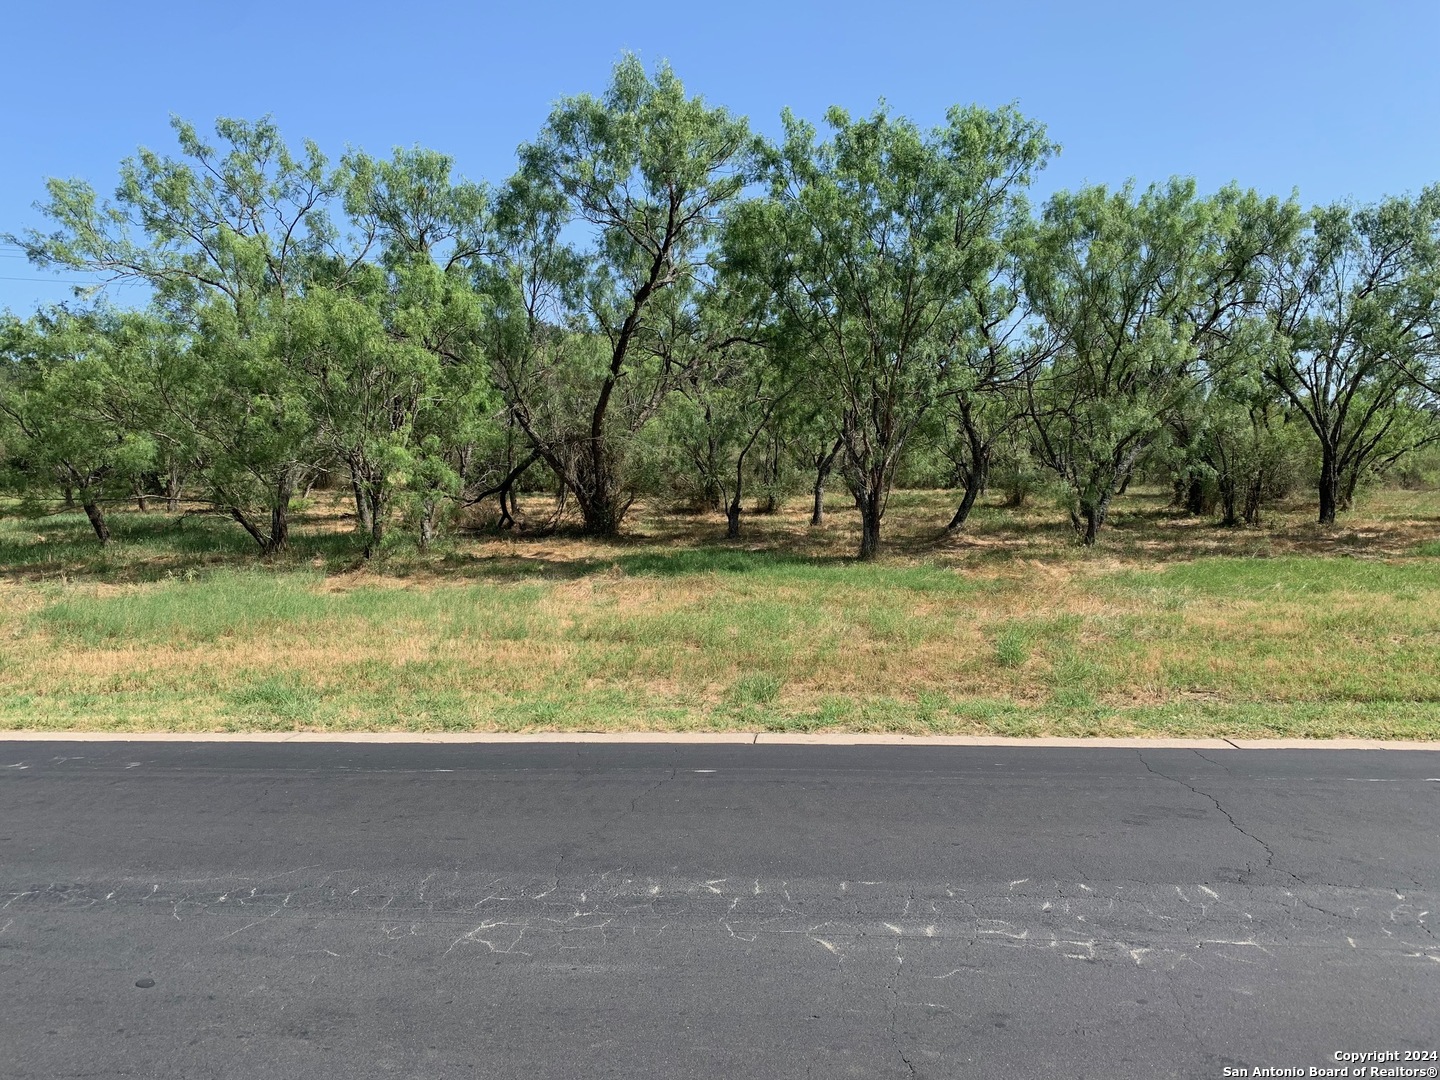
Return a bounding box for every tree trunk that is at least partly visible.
[1075,445,1143,545]
[1339,466,1360,513]
[856,489,882,561]
[133,480,150,513]
[352,475,373,535]
[498,470,524,529]
[570,449,625,536]
[1075,491,1113,547]
[810,438,841,527]
[497,486,515,530]
[364,490,387,559]
[760,435,781,514]
[947,482,980,531]
[419,498,439,551]
[1219,477,1239,528]
[468,449,538,531]
[579,495,622,537]
[265,505,290,555]
[1243,474,1265,526]
[725,499,741,540]
[82,497,111,545]
[569,423,627,537]
[725,453,746,540]
[948,395,991,532]
[1318,447,1339,525]
[165,467,183,513]
[230,506,266,549]
[1185,476,1205,516]
[946,451,990,532]
[262,473,295,556]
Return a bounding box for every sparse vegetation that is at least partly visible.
[1,486,1436,737]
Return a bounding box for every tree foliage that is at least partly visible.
[3,62,1437,558]
[728,104,1053,557]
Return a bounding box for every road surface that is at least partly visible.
[2,740,1437,1078]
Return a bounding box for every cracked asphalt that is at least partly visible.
[1,741,1437,1079]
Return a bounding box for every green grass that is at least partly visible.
[33,570,554,646]
[991,626,1032,668]
[1,487,1438,738]
[1106,555,1440,598]
[728,672,783,705]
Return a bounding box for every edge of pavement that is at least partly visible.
[0,731,1436,750]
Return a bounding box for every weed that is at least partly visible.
[992,626,1032,668]
[728,673,782,705]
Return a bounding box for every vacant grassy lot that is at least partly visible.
[1,486,1437,738]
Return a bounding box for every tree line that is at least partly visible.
[3,57,1438,560]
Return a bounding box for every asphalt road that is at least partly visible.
[1,741,1437,1079]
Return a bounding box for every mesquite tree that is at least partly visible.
[493,56,760,536]
[1260,190,1440,524]
[1023,182,1295,544]
[779,373,844,528]
[731,104,1053,559]
[670,335,791,538]
[937,220,1058,531]
[0,309,155,543]
[325,148,496,553]
[1165,188,1307,521]
[12,116,356,553]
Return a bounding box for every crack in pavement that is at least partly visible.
[1138,751,1303,885]
[1191,749,1233,774]
[886,939,918,1078]
[550,760,679,891]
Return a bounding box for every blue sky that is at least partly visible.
[3,0,1438,313]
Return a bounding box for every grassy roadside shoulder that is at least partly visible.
[2,488,1437,740]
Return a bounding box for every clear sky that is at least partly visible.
[3,0,1438,313]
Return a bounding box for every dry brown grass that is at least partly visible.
[0,485,1436,737]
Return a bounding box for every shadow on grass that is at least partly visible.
[5,485,1437,584]
[422,546,860,583]
[0,509,365,583]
